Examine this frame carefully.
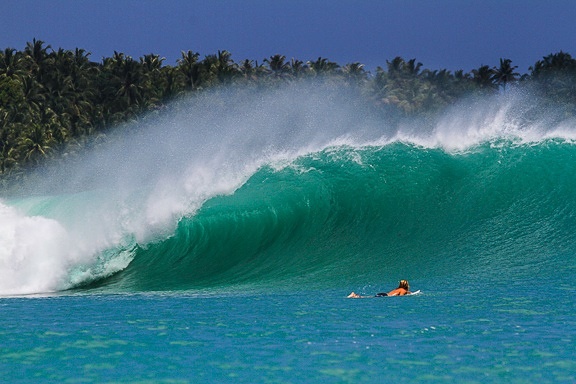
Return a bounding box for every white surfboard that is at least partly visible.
[348,290,421,298]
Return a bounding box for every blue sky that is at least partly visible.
[2,0,575,73]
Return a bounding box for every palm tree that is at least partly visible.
[20,76,46,115]
[160,66,184,99]
[386,57,423,79]
[100,52,146,112]
[492,58,519,90]
[44,49,75,100]
[24,39,52,83]
[117,57,145,108]
[0,144,18,175]
[238,59,268,82]
[404,58,423,77]
[200,54,219,86]
[342,62,368,84]
[0,48,28,79]
[25,39,51,65]
[377,57,428,112]
[471,65,498,93]
[290,58,307,77]
[215,50,239,82]
[264,54,291,78]
[529,52,576,106]
[239,59,257,81]
[177,50,202,90]
[530,51,576,77]
[17,124,55,164]
[386,56,405,76]
[140,53,166,105]
[307,57,339,76]
[140,53,165,73]
[72,49,98,104]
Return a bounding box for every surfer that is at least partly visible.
[347,280,411,298]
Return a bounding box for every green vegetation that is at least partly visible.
[1,39,576,188]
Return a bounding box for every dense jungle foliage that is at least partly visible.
[1,39,576,189]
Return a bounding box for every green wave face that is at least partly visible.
[93,141,576,292]
[2,86,576,295]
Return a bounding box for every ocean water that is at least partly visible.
[1,85,575,382]
[1,288,574,383]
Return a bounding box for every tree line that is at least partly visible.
[1,39,576,188]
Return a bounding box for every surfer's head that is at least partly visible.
[398,280,409,290]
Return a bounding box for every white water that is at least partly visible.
[0,202,72,294]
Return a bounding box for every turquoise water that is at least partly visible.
[1,86,576,381]
[1,287,574,382]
